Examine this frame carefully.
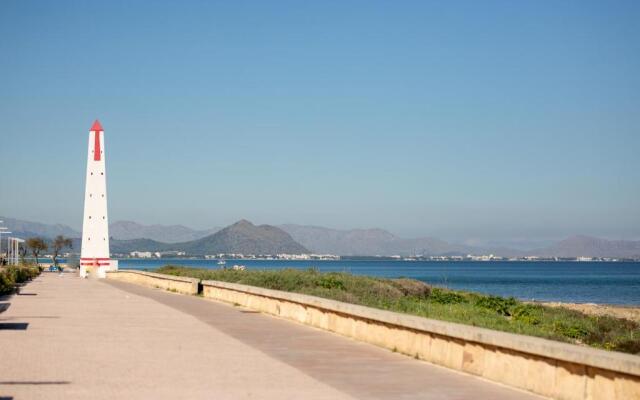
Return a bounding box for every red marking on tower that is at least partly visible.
[91,120,103,161]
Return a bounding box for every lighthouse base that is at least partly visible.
[80,259,118,279]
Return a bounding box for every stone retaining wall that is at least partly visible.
[201,279,640,400]
[107,270,199,295]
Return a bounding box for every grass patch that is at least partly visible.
[157,265,640,355]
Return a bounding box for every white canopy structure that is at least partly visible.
[7,237,25,266]
[0,221,11,265]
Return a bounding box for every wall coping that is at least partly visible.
[108,270,199,285]
[202,279,640,377]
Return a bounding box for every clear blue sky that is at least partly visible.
[1,1,639,246]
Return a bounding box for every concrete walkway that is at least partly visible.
[0,273,543,399]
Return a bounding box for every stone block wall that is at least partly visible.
[107,270,199,295]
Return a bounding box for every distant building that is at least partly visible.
[130,251,153,258]
[310,254,340,260]
[276,254,310,260]
[155,250,186,257]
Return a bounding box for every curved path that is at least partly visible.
[0,273,542,399]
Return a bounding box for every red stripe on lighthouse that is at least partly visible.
[94,131,101,161]
[90,119,103,162]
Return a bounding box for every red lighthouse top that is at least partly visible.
[91,120,103,161]
[90,119,103,132]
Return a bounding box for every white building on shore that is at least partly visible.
[130,251,153,258]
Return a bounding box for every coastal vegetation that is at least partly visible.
[0,265,41,295]
[157,265,640,355]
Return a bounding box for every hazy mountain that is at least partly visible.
[173,220,308,255]
[109,220,219,243]
[3,217,307,256]
[110,238,168,254]
[5,217,639,258]
[462,238,556,252]
[279,224,473,256]
[1,217,220,243]
[0,216,80,239]
[532,235,640,258]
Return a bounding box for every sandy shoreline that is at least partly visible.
[538,302,640,322]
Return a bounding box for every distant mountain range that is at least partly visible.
[110,238,166,254]
[531,235,640,258]
[0,217,80,239]
[110,220,220,243]
[279,224,472,256]
[3,216,639,258]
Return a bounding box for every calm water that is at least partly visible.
[117,259,640,305]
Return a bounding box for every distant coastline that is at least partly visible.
[5,216,640,260]
[117,254,640,262]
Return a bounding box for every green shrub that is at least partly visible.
[552,321,590,339]
[430,288,467,304]
[0,265,40,295]
[610,338,640,354]
[315,274,345,290]
[511,304,542,325]
[0,272,14,294]
[474,295,517,316]
[390,278,431,298]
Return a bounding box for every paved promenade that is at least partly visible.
[0,273,542,399]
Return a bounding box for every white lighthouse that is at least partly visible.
[80,120,117,278]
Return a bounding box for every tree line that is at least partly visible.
[3,235,73,266]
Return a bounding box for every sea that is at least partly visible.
[116,259,640,305]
